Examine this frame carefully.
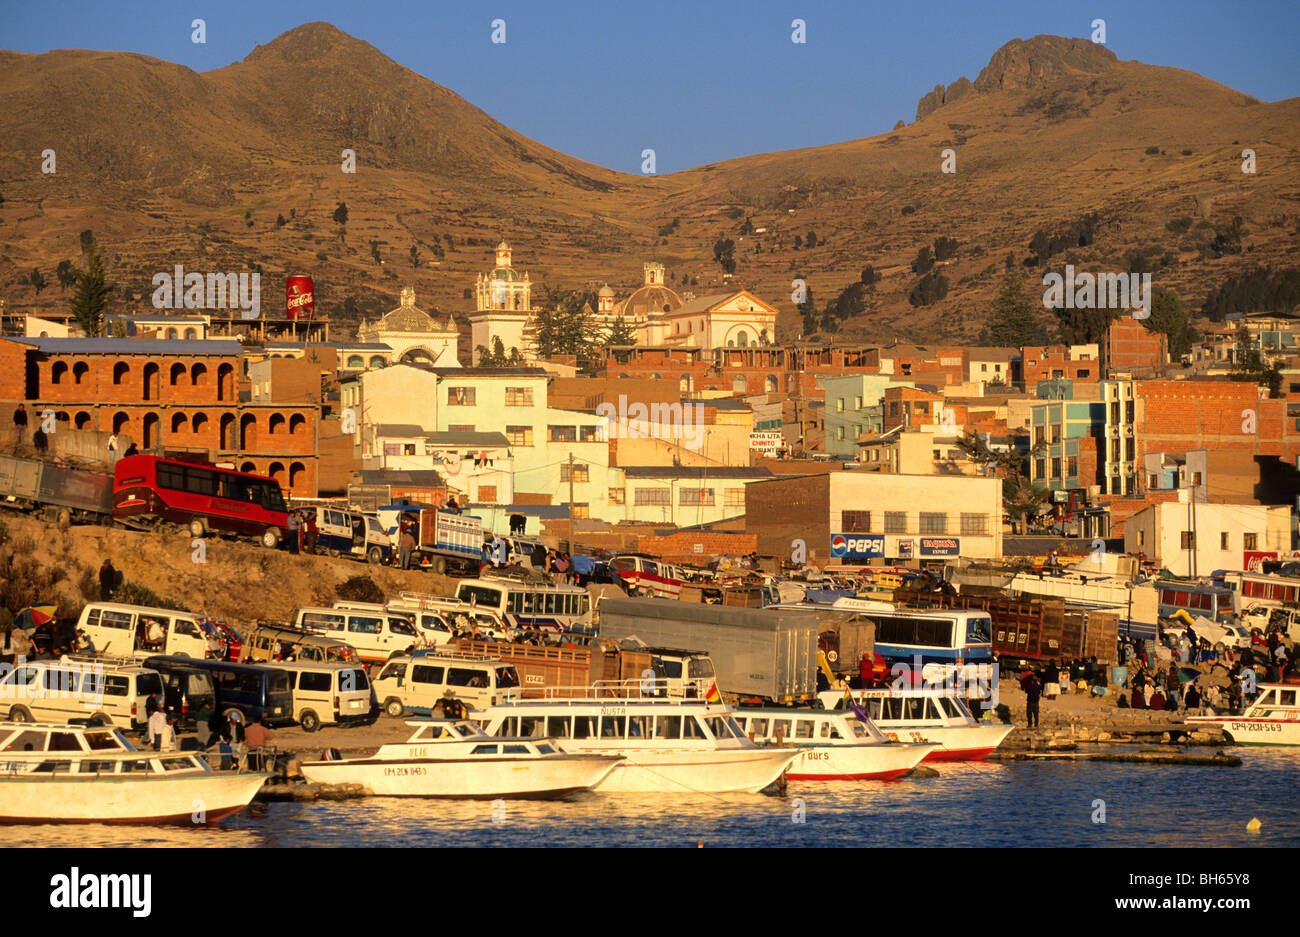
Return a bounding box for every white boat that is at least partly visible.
[816,688,1014,761]
[733,709,937,781]
[299,719,623,799]
[1186,683,1300,746]
[0,721,268,824]
[476,697,799,794]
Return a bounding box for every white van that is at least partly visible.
[372,651,521,717]
[272,661,374,731]
[388,594,512,642]
[293,606,422,665]
[333,599,453,647]
[0,656,164,730]
[76,602,215,660]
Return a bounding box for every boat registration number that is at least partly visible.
[1232,722,1281,733]
[384,766,428,776]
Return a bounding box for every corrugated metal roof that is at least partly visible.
[374,424,426,437]
[621,466,773,479]
[358,469,445,485]
[423,432,511,447]
[15,338,244,355]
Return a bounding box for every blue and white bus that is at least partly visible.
[774,597,993,681]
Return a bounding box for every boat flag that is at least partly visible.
[705,682,722,704]
[844,687,871,727]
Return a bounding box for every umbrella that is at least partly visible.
[14,605,56,634]
[1177,666,1201,685]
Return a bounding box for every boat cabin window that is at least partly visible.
[453,722,485,737]
[471,744,500,755]
[81,759,120,774]
[925,698,944,720]
[770,718,792,739]
[600,716,626,738]
[534,743,555,755]
[84,731,123,751]
[49,732,81,752]
[119,759,155,773]
[904,698,927,720]
[160,757,194,771]
[747,718,769,737]
[683,716,707,739]
[847,719,870,739]
[502,744,529,755]
[706,716,743,741]
[519,716,546,738]
[793,719,814,739]
[688,658,715,679]
[881,698,905,720]
[1279,689,1298,707]
[2,730,47,751]
[654,716,681,740]
[546,716,572,738]
[31,759,72,774]
[573,716,598,739]
[660,660,683,679]
[625,715,649,738]
[818,721,843,739]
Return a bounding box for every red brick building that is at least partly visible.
[1107,318,1168,376]
[1019,345,1103,385]
[2,337,318,497]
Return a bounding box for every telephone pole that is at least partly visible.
[567,452,576,549]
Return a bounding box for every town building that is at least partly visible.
[356,287,459,366]
[1123,500,1291,578]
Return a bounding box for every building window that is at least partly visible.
[837,427,846,441]
[841,511,871,533]
[447,387,475,406]
[836,398,845,413]
[1077,369,1090,379]
[403,444,416,455]
[579,426,599,442]
[1067,456,1078,478]
[1050,426,1062,444]
[505,387,533,407]
[960,514,987,536]
[885,511,906,533]
[1221,532,1230,550]
[570,503,590,519]
[634,488,670,506]
[855,396,863,410]
[1192,472,1203,486]
[549,426,577,443]
[1180,531,1195,549]
[478,485,497,503]
[1051,458,1061,478]
[1138,530,1145,546]
[609,488,626,505]
[1034,459,1046,479]
[724,488,745,506]
[505,425,533,447]
[1244,533,1258,551]
[920,513,947,535]
[680,488,715,506]
[560,463,589,483]
[448,424,475,433]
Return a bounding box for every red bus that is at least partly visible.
[111,455,289,548]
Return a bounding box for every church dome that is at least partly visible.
[619,284,683,320]
[598,284,615,298]
[489,267,524,283]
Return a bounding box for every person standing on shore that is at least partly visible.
[1023,671,1042,728]
[98,559,116,601]
[12,404,27,448]
[399,520,416,570]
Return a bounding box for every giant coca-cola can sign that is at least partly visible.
[286,275,315,320]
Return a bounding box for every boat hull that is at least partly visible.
[785,742,937,781]
[588,749,796,794]
[0,771,269,825]
[879,724,1014,761]
[1186,716,1300,746]
[299,756,620,799]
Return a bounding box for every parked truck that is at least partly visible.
[594,596,818,704]
[377,505,484,575]
[0,454,113,526]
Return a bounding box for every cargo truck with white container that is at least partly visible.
[594,597,818,704]
[376,505,484,575]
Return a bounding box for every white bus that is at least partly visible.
[455,577,593,635]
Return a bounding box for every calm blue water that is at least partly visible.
[4,746,1297,847]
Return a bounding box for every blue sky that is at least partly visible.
[7,0,1299,173]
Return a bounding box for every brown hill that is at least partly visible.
[0,24,1296,346]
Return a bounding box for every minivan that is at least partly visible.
[0,655,164,730]
[240,623,360,665]
[77,602,215,660]
[372,651,521,717]
[145,656,293,726]
[293,606,422,665]
[139,658,217,730]
[309,506,392,565]
[272,661,374,731]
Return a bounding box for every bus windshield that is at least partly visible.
[965,615,992,644]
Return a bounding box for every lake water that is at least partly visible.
[5,746,1298,848]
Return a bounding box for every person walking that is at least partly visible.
[11,404,27,448]
[98,559,116,601]
[1024,671,1042,728]
[106,432,119,466]
[399,520,416,571]
[147,704,169,752]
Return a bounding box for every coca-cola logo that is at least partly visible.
[287,292,313,308]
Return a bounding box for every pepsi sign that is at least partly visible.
[830,534,884,559]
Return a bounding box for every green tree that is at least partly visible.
[332,202,349,226]
[29,269,46,294]
[1003,476,1051,534]
[933,236,959,261]
[69,236,114,337]
[1143,286,1197,357]
[533,287,599,366]
[739,217,755,236]
[713,238,736,275]
[409,244,421,268]
[824,281,868,322]
[806,230,818,248]
[370,240,383,264]
[860,266,881,287]
[604,314,637,348]
[276,214,287,228]
[79,229,94,252]
[55,260,75,290]
[908,271,949,307]
[912,246,934,275]
[978,272,1044,346]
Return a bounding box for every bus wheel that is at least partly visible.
[432,557,447,575]
[328,547,341,558]
[384,698,404,718]
[56,508,72,529]
[299,710,320,733]
[8,706,31,723]
[366,546,382,565]
[261,528,281,549]
[189,518,207,538]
